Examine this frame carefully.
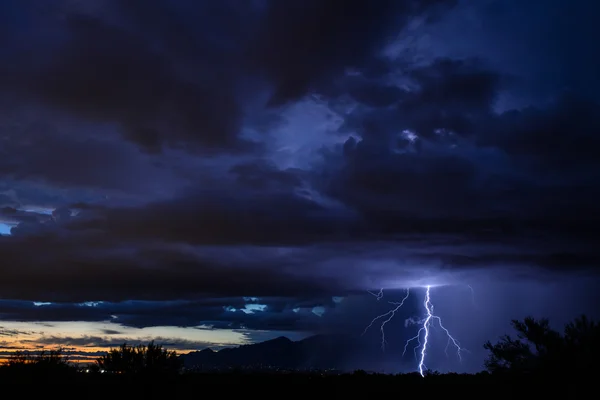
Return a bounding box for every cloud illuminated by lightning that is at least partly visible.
[364,285,466,377]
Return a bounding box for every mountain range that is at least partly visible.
[179,334,407,372]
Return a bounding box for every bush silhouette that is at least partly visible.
[483,314,599,376]
[96,341,182,375]
[3,348,74,375]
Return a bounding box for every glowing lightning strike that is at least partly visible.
[365,286,468,377]
[362,288,410,350]
[367,288,384,301]
[402,286,466,377]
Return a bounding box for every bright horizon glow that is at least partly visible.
[0,319,310,364]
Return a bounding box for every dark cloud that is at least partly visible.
[229,160,304,191]
[4,12,246,154]
[253,0,398,105]
[0,121,145,191]
[84,189,362,246]
[0,194,19,209]
[100,329,121,336]
[0,301,111,324]
[31,335,221,350]
[0,0,456,154]
[315,57,600,249]
[331,58,501,139]
[398,59,501,136]
[477,95,600,172]
[426,252,600,273]
[0,234,345,302]
[1,207,51,225]
[0,298,338,332]
[0,327,33,337]
[0,100,191,203]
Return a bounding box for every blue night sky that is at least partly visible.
[0,0,599,372]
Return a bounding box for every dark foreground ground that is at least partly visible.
[0,371,590,394]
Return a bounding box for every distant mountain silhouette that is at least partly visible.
[180,334,402,371]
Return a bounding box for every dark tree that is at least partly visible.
[97,341,182,375]
[484,315,599,376]
[3,348,74,375]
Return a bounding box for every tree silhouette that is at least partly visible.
[484,315,599,376]
[4,348,74,375]
[97,341,182,375]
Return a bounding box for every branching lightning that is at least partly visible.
[364,285,467,377]
[362,288,410,350]
[367,288,384,301]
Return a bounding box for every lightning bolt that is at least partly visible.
[403,286,465,377]
[367,288,384,301]
[467,284,477,309]
[362,288,410,350]
[365,285,467,377]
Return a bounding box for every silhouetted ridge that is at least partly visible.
[180,334,375,371]
[199,348,214,353]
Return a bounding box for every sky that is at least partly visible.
[0,0,599,372]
